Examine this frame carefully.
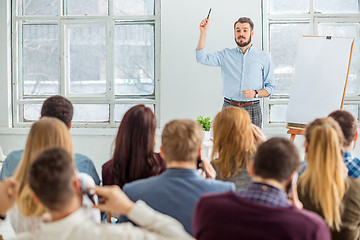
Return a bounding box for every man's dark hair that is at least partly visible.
[28,147,76,211]
[41,96,73,127]
[254,137,300,182]
[328,110,357,147]
[234,17,254,30]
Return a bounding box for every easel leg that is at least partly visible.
[290,134,296,142]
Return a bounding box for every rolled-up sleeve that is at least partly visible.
[196,48,223,67]
[263,54,275,96]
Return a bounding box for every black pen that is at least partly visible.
[207,8,212,19]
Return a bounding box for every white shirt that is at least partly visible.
[14,201,193,240]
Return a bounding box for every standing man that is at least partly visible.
[196,17,275,127]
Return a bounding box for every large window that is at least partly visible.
[12,0,160,127]
[263,0,360,127]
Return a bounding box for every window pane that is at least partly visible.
[114,25,154,95]
[343,105,359,121]
[23,25,58,96]
[269,104,287,123]
[318,23,359,96]
[23,104,42,121]
[114,104,154,122]
[68,26,106,94]
[72,104,109,122]
[270,24,310,95]
[316,0,359,13]
[67,0,108,16]
[269,0,309,14]
[114,0,154,16]
[22,0,58,15]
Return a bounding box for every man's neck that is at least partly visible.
[166,160,197,169]
[343,141,355,153]
[47,197,81,222]
[251,176,286,192]
[239,43,252,54]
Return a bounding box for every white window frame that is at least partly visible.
[12,0,161,128]
[262,0,360,128]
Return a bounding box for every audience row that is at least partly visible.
[0,95,360,240]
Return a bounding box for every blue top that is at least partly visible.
[0,149,100,185]
[117,168,235,234]
[299,151,360,179]
[196,46,275,101]
[238,181,290,207]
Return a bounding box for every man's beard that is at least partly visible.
[235,35,252,47]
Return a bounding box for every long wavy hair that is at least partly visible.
[299,117,346,230]
[211,107,256,179]
[111,105,159,188]
[13,117,74,216]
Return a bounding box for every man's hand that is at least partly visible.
[251,124,266,147]
[199,18,210,34]
[0,178,18,216]
[242,89,256,99]
[93,185,134,215]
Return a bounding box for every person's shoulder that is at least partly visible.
[124,174,163,192]
[290,207,328,227]
[345,177,360,196]
[5,149,24,160]
[74,153,93,162]
[201,177,236,190]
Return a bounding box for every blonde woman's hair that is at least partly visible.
[211,107,256,179]
[13,117,74,216]
[299,117,346,230]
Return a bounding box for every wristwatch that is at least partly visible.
[255,90,259,98]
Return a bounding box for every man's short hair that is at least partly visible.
[161,119,203,162]
[41,96,73,127]
[254,137,300,182]
[328,110,357,147]
[28,147,76,211]
[234,17,254,30]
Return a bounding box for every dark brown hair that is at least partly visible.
[111,105,159,188]
[328,110,357,147]
[41,95,73,127]
[254,137,300,182]
[28,147,76,211]
[234,17,254,30]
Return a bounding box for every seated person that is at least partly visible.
[0,95,100,185]
[13,147,193,240]
[211,107,266,190]
[298,117,360,240]
[193,137,330,240]
[118,119,235,234]
[102,105,165,188]
[8,117,99,234]
[329,110,360,178]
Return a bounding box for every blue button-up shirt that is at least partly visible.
[196,46,275,102]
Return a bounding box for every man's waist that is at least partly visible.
[224,98,260,107]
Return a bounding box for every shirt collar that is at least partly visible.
[343,151,354,158]
[236,44,253,54]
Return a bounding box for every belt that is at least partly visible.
[224,98,259,107]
